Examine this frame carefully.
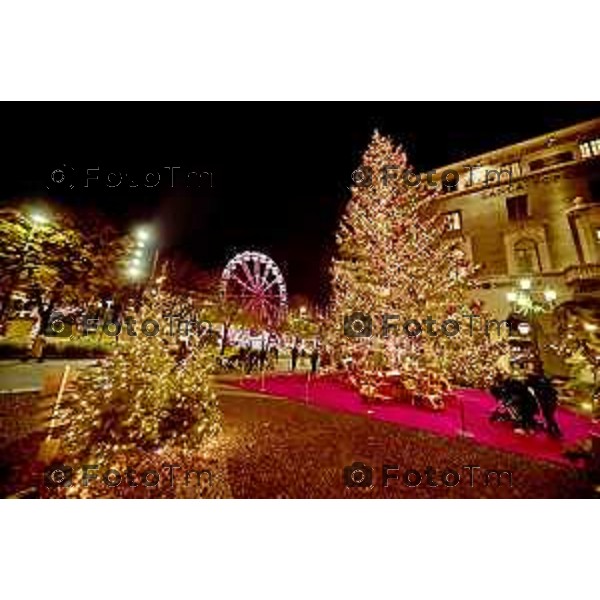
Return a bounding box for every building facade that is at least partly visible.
[428,118,600,322]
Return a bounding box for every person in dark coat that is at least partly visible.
[527,369,562,438]
[505,377,538,434]
[291,344,299,371]
[310,345,319,374]
[258,346,267,372]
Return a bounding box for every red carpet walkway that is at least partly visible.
[234,374,600,467]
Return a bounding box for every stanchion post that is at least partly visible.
[458,394,474,439]
[305,371,310,403]
[38,364,71,463]
[48,364,70,435]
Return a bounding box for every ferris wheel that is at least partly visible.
[222,251,287,325]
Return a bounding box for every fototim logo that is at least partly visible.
[343,312,515,339]
[343,463,513,489]
[43,462,213,490]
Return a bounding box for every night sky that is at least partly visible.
[3,102,600,304]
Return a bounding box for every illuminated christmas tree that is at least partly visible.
[329,131,506,389]
[58,293,221,463]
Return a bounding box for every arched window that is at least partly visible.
[448,246,468,280]
[513,238,541,273]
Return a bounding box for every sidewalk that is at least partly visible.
[0,359,95,393]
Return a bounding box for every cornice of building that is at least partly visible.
[424,117,600,176]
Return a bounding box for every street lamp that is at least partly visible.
[506,281,557,317]
[136,227,151,242]
[506,278,557,368]
[519,278,532,291]
[125,224,159,305]
[30,212,50,225]
[127,265,142,280]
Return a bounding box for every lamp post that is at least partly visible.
[506,278,557,369]
[125,225,158,306]
[24,210,51,263]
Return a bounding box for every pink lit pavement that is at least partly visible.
[234,374,600,467]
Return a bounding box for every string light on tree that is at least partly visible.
[328,131,508,390]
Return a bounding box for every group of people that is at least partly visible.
[290,343,322,374]
[490,365,562,438]
[218,341,326,375]
[234,345,279,374]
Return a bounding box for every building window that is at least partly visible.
[448,246,468,280]
[529,158,545,171]
[529,152,574,171]
[443,211,462,232]
[514,239,541,273]
[580,138,600,159]
[506,195,529,222]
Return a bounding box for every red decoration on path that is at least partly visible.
[236,374,599,467]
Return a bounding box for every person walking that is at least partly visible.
[291,343,299,372]
[258,346,267,372]
[310,345,319,375]
[30,334,46,363]
[527,368,562,438]
[506,376,538,434]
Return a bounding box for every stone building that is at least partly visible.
[428,118,600,326]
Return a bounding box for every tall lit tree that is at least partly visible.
[329,131,506,388]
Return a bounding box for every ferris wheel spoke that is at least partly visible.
[259,261,272,288]
[262,297,281,320]
[242,296,257,315]
[240,260,257,290]
[230,273,256,294]
[262,277,280,293]
[253,257,263,287]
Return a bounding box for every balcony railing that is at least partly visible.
[564,264,600,285]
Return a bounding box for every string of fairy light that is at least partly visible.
[328,131,508,388]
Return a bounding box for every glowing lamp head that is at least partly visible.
[506,292,517,303]
[544,289,557,302]
[136,228,150,242]
[127,266,142,279]
[516,295,528,306]
[519,278,531,291]
[30,212,49,225]
[517,322,531,336]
